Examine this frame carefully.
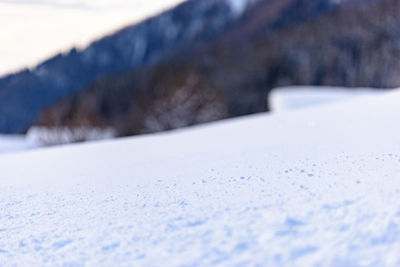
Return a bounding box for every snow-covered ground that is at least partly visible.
[0,0,186,76]
[269,86,384,112]
[0,135,38,154]
[1,89,400,266]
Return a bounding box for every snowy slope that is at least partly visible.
[1,89,400,266]
[0,135,37,154]
[269,86,384,112]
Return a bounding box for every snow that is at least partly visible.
[227,0,251,15]
[1,88,400,266]
[26,127,116,146]
[0,135,37,154]
[269,86,384,112]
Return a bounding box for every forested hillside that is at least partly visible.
[36,0,399,136]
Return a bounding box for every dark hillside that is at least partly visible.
[36,0,399,136]
[0,0,259,133]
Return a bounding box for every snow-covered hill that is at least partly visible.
[0,135,37,154]
[269,86,384,112]
[1,89,400,266]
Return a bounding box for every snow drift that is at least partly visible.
[269,86,384,112]
[1,88,400,266]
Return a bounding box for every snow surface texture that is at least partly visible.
[269,86,383,112]
[1,89,400,266]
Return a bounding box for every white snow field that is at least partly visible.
[1,89,400,266]
[269,86,383,112]
[0,135,38,154]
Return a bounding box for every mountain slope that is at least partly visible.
[0,0,259,133]
[36,0,399,136]
[0,0,354,134]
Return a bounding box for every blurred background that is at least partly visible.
[0,0,398,151]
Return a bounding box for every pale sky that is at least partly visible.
[0,0,186,76]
